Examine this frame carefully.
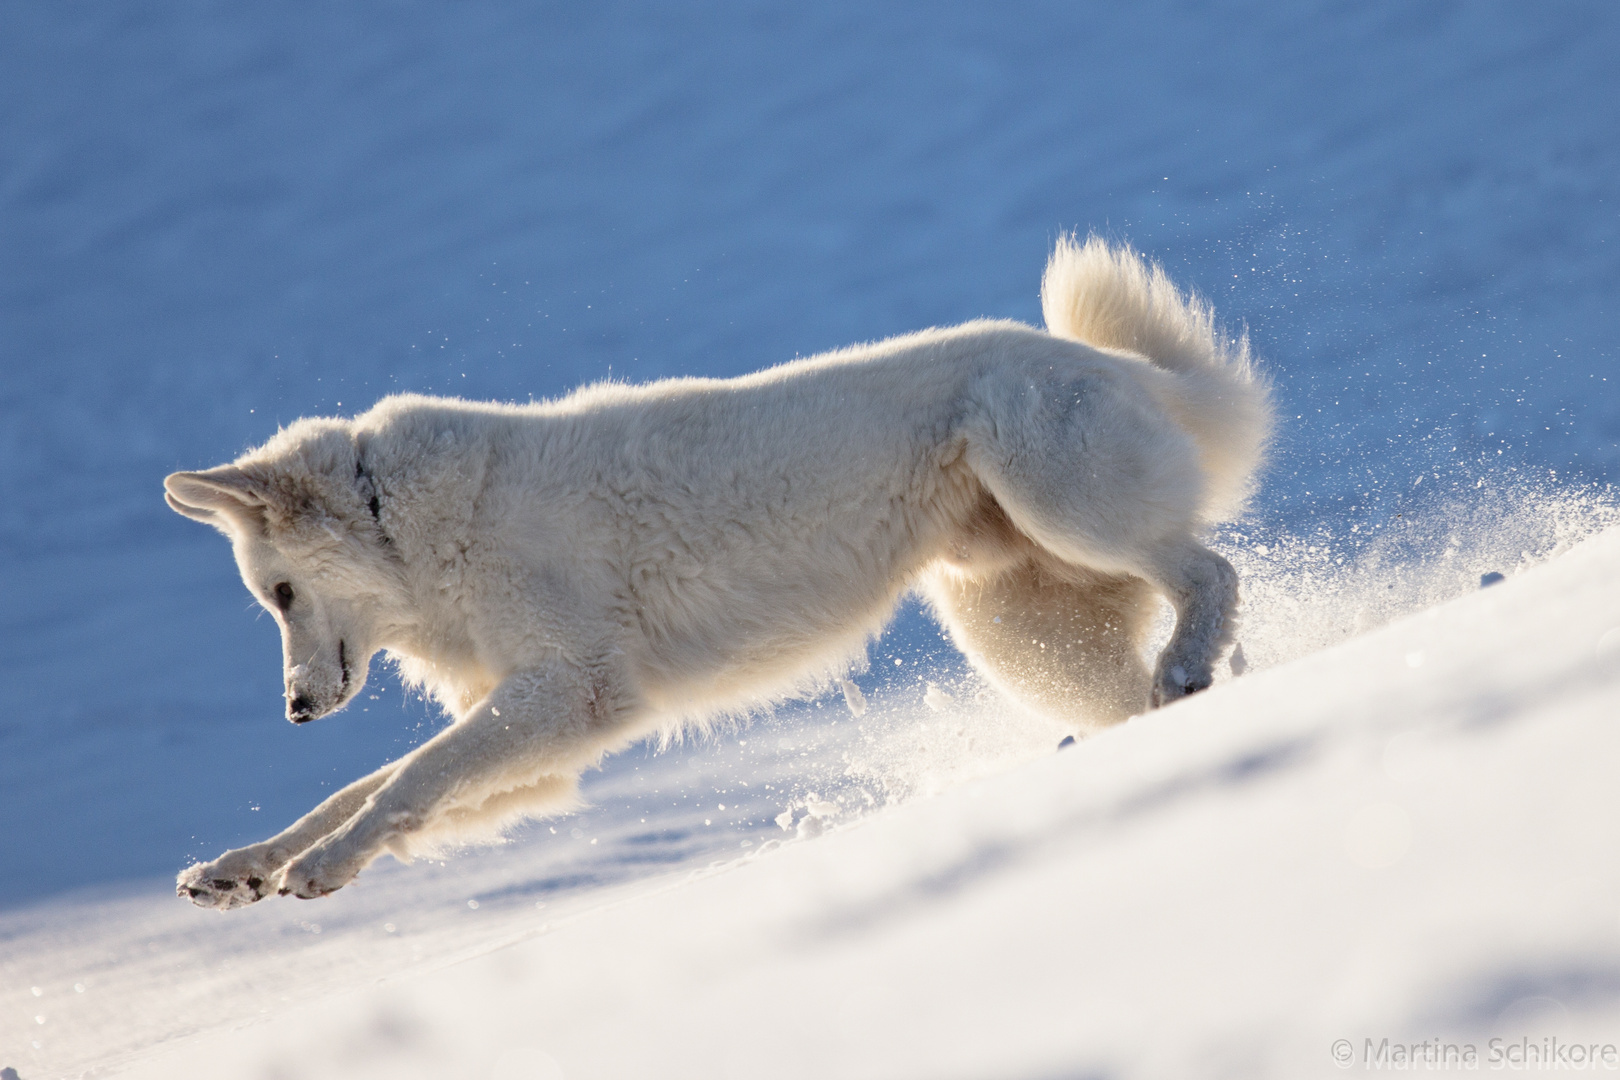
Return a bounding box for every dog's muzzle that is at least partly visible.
[285,642,350,724]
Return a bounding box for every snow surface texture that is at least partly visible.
[3,1,1620,1076]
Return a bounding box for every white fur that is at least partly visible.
[166,238,1272,908]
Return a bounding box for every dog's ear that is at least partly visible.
[164,490,219,524]
[165,467,269,530]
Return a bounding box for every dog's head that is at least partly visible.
[165,419,404,724]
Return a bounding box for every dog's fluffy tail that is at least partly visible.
[1041,234,1274,522]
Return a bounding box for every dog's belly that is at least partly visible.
[631,588,906,718]
[637,489,1039,715]
[623,483,973,715]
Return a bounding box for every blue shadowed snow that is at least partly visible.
[2,1,1618,904]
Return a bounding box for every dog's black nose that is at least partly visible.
[288,694,315,723]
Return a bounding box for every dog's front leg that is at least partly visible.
[277,661,619,899]
[177,761,402,909]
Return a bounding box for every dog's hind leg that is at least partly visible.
[1138,537,1239,706]
[177,761,402,909]
[924,559,1154,729]
[959,367,1238,709]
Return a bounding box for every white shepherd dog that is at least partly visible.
[166,237,1271,908]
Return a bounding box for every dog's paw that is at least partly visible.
[1150,661,1212,708]
[275,840,363,900]
[177,851,278,910]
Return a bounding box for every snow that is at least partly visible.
[3,1,1620,1077]
[840,677,869,717]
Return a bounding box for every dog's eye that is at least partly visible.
[272,582,295,612]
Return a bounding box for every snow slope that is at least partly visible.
[12,523,1619,1080]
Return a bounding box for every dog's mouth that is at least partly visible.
[287,641,352,724]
